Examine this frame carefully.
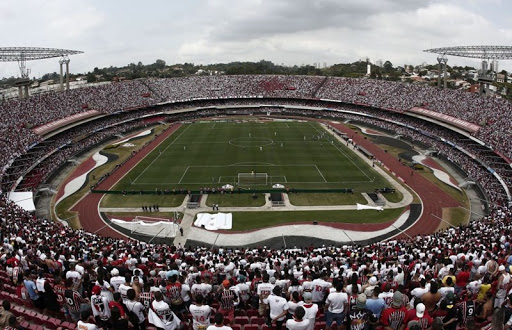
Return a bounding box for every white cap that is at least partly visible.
[369,276,377,286]
[111,268,119,276]
[416,303,426,317]
[499,265,506,271]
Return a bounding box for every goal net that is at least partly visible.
[237,172,268,186]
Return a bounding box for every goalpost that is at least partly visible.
[237,172,268,186]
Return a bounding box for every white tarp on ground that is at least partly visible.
[194,213,232,230]
[111,219,179,238]
[7,192,36,212]
[356,203,384,211]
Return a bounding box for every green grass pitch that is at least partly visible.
[112,120,391,192]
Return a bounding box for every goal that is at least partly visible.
[237,173,268,186]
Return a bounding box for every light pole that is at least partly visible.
[437,55,443,88]
[442,56,448,89]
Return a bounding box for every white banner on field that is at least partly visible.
[111,219,179,238]
[356,203,384,211]
[194,213,232,230]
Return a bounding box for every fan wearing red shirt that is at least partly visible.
[380,292,407,330]
[404,303,433,330]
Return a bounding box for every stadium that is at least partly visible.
[0,70,510,328]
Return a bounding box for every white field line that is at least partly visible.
[132,125,192,184]
[315,165,328,182]
[308,122,372,181]
[178,166,190,184]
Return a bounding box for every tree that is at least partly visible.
[86,72,97,83]
[383,61,393,73]
[155,59,166,69]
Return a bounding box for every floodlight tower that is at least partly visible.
[442,56,448,89]
[436,55,444,88]
[424,46,512,95]
[59,56,70,91]
[0,47,83,99]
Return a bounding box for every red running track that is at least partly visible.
[71,124,182,239]
[328,122,462,238]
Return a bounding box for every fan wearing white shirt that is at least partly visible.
[77,309,99,330]
[324,282,348,330]
[302,292,318,330]
[206,313,232,330]
[148,291,181,330]
[190,294,211,330]
[264,286,289,330]
[110,268,125,293]
[286,306,310,330]
[287,291,305,318]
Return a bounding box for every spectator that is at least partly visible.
[266,286,289,330]
[324,282,348,330]
[207,313,232,330]
[148,290,180,330]
[380,292,407,330]
[286,306,309,330]
[125,288,146,330]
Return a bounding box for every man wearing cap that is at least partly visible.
[110,267,125,292]
[442,291,459,330]
[403,303,433,330]
[495,264,510,308]
[347,293,373,330]
[324,282,348,330]
[302,292,318,330]
[265,286,289,330]
[363,276,378,298]
[218,279,238,324]
[90,285,111,329]
[380,291,407,330]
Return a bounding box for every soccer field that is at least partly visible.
[112,120,391,191]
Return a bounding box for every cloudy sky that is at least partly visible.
[1,0,511,79]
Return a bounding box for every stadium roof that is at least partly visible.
[423,46,512,60]
[0,47,83,62]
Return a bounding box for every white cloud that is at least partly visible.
[2,0,512,79]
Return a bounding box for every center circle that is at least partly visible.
[229,137,274,147]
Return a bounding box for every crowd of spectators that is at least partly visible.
[0,77,511,328]
[0,189,512,329]
[1,75,512,194]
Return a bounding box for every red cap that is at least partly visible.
[92,285,101,295]
[222,280,230,288]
